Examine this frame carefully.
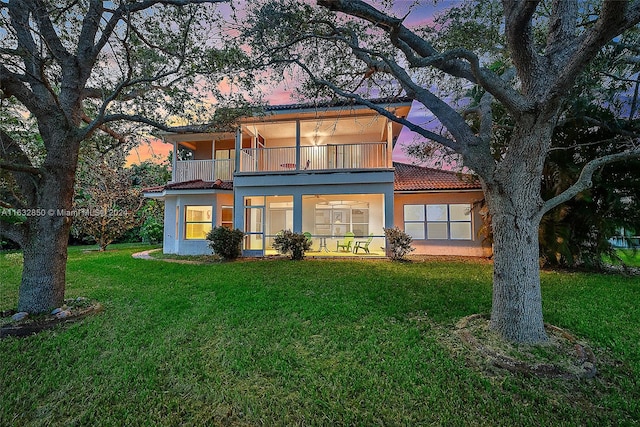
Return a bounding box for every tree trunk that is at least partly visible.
[482,117,556,344]
[489,209,548,343]
[18,214,71,313]
[17,132,79,313]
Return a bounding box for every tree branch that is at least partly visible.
[546,0,578,54]
[315,0,532,116]
[549,0,640,100]
[28,0,73,64]
[0,129,40,205]
[292,60,461,151]
[0,220,27,247]
[540,145,640,216]
[502,0,542,94]
[0,160,42,175]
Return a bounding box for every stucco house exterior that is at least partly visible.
[143,98,491,257]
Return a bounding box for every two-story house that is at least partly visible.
[144,98,490,257]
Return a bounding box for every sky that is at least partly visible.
[126,1,457,166]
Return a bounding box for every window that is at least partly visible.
[185,206,212,240]
[404,203,472,240]
[314,202,369,237]
[221,206,233,229]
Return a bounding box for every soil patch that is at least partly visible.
[1,298,102,339]
[444,314,598,379]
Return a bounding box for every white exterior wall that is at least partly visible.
[160,192,233,255]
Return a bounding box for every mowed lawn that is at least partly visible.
[1,246,639,426]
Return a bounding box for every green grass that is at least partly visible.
[615,249,640,267]
[1,245,639,425]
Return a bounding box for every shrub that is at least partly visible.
[273,230,312,260]
[206,226,244,260]
[384,226,415,261]
[140,216,164,244]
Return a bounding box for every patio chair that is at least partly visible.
[353,233,374,254]
[303,232,313,244]
[336,232,354,252]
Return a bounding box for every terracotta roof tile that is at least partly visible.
[143,179,233,193]
[393,162,481,191]
[144,165,479,194]
[265,96,413,111]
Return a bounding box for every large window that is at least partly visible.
[185,206,212,240]
[404,203,472,240]
[314,201,369,237]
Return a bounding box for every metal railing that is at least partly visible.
[239,142,387,173]
[240,147,296,173]
[173,159,234,182]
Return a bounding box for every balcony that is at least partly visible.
[171,143,389,183]
[173,158,234,182]
[239,142,388,173]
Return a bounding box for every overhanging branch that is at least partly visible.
[0,160,42,175]
[539,145,640,217]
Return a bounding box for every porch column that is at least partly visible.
[234,189,244,233]
[171,138,177,182]
[295,119,301,171]
[235,128,241,175]
[384,187,394,232]
[387,121,394,168]
[211,138,216,181]
[293,193,303,233]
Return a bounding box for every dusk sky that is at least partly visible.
[126,1,456,165]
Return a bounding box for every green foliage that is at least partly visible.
[72,140,144,251]
[540,105,640,270]
[384,226,415,261]
[206,226,244,260]
[139,216,164,245]
[129,161,171,188]
[272,230,312,260]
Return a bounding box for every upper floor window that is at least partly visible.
[404,203,472,240]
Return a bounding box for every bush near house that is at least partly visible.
[206,226,244,260]
[384,226,415,260]
[273,230,312,260]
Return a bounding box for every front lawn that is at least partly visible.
[616,249,640,267]
[1,246,639,425]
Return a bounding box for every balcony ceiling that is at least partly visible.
[245,115,389,142]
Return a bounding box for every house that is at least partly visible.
[143,98,490,257]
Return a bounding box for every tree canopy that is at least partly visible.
[0,0,250,313]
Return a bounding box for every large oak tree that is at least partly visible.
[0,0,246,313]
[246,0,640,343]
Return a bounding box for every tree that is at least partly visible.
[540,105,640,269]
[0,0,248,313]
[245,0,640,343]
[72,143,144,251]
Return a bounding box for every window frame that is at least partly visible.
[184,205,213,240]
[403,203,473,241]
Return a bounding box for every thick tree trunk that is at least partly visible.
[18,214,71,313]
[489,210,548,343]
[482,117,556,344]
[17,131,79,313]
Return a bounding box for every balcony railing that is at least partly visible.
[173,159,234,182]
[239,142,388,173]
[172,143,389,182]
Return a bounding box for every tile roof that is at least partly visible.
[143,179,233,193]
[144,164,480,194]
[265,96,413,111]
[393,162,481,191]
